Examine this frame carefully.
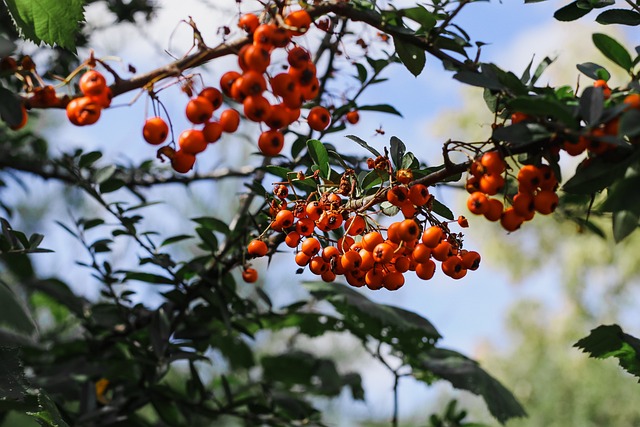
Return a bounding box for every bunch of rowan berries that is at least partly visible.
[243,161,481,288]
[65,70,113,126]
[466,151,559,232]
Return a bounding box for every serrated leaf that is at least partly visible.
[4,0,85,50]
[574,324,640,379]
[596,9,640,25]
[593,33,633,71]
[345,135,381,157]
[554,1,591,21]
[307,139,330,179]
[576,62,611,81]
[393,36,426,77]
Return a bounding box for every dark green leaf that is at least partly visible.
[579,86,604,125]
[358,104,403,117]
[431,198,454,220]
[563,153,635,194]
[554,1,592,21]
[160,235,193,247]
[531,56,555,86]
[453,70,504,91]
[415,348,527,424]
[0,85,24,128]
[619,109,640,137]
[393,36,426,77]
[124,271,175,285]
[345,135,382,157]
[508,97,577,128]
[27,392,70,427]
[613,210,638,242]
[4,0,85,50]
[99,178,125,193]
[574,324,640,379]
[596,9,640,25]
[79,151,102,168]
[576,62,611,81]
[592,33,633,71]
[355,63,368,83]
[191,217,230,235]
[402,6,437,31]
[390,136,406,170]
[0,281,36,336]
[307,139,330,179]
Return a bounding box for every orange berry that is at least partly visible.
[295,251,311,267]
[242,45,271,73]
[387,186,409,206]
[142,117,169,145]
[203,121,223,143]
[442,256,467,280]
[220,109,240,133]
[365,267,385,290]
[431,240,453,262]
[415,260,436,280]
[238,13,260,33]
[412,243,432,263]
[396,169,413,185]
[457,216,469,228]
[511,112,529,124]
[321,270,336,282]
[66,97,101,126]
[244,95,271,122]
[185,96,214,124]
[295,218,315,237]
[307,106,331,131]
[460,250,481,271]
[346,110,360,124]
[284,9,312,36]
[593,79,611,99]
[258,130,284,156]
[178,129,207,155]
[220,71,241,97]
[562,137,589,156]
[534,190,559,215]
[285,231,301,248]
[287,46,312,68]
[322,245,340,262]
[398,219,420,242]
[517,165,543,193]
[198,87,223,110]
[305,201,324,220]
[341,250,363,271]
[361,231,384,252]
[421,226,443,248]
[359,249,375,271]
[394,256,411,273]
[409,184,430,206]
[273,209,294,230]
[372,242,394,263]
[309,257,329,275]
[247,239,268,257]
[242,267,258,283]
[480,151,506,175]
[337,236,355,254]
[383,271,405,291]
[387,222,402,244]
[79,70,107,96]
[467,192,489,215]
[623,93,640,110]
[171,150,196,173]
[479,174,505,196]
[301,237,321,256]
[512,192,535,220]
[484,198,504,222]
[344,215,366,236]
[500,207,524,232]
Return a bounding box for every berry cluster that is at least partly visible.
[66,70,113,126]
[244,165,481,288]
[466,151,558,232]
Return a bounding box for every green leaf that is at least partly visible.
[4,0,85,50]
[99,178,125,193]
[307,139,330,179]
[563,154,634,194]
[431,198,454,220]
[393,36,426,77]
[27,392,70,427]
[0,85,24,128]
[579,86,604,125]
[0,281,36,337]
[576,62,611,81]
[402,5,437,31]
[0,347,30,401]
[592,33,633,71]
[612,210,638,242]
[94,165,116,184]
[160,235,193,247]
[191,216,230,235]
[354,63,368,83]
[619,109,640,137]
[507,97,577,128]
[79,151,102,168]
[124,271,175,285]
[390,136,406,170]
[358,104,403,117]
[596,9,640,25]
[574,324,640,379]
[345,135,382,157]
[303,282,441,351]
[414,348,527,424]
[554,1,591,21]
